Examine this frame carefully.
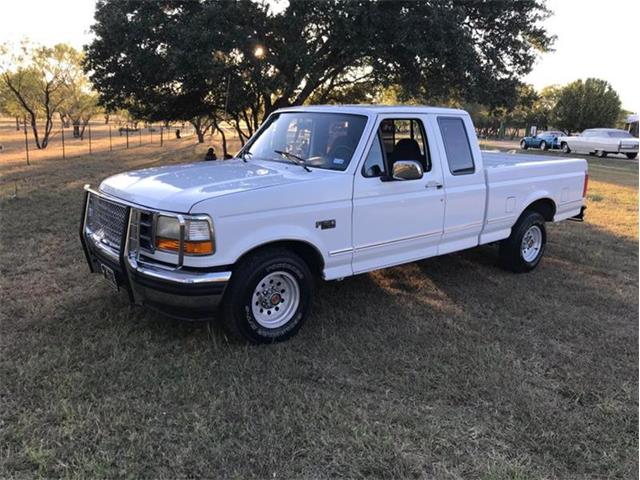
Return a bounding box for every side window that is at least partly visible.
[362,133,385,177]
[364,118,430,177]
[438,117,475,175]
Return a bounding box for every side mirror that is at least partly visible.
[392,160,423,181]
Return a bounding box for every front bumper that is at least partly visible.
[80,186,231,321]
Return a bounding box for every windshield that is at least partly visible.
[607,130,633,138]
[242,112,368,171]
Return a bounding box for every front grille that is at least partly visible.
[86,194,129,251]
[139,211,154,251]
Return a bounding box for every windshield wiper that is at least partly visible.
[239,150,252,163]
[274,150,311,172]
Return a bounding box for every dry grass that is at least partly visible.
[0,138,637,479]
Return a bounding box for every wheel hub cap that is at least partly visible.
[521,225,542,262]
[251,271,300,329]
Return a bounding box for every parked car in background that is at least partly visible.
[558,129,639,159]
[519,131,565,151]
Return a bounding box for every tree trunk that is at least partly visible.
[15,117,20,131]
[28,115,42,149]
[213,119,228,157]
[190,119,206,143]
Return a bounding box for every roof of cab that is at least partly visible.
[277,104,467,116]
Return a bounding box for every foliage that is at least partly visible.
[0,43,95,149]
[553,78,621,134]
[85,0,553,146]
[54,46,102,138]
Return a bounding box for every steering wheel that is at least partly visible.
[331,145,355,163]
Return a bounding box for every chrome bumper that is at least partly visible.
[80,186,231,320]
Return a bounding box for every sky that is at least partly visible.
[0,0,637,111]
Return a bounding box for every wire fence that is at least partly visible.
[0,117,200,167]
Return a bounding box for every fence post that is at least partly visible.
[139,128,142,146]
[23,117,30,166]
[150,126,153,144]
[109,125,113,151]
[61,124,66,160]
[160,127,163,147]
[88,124,92,154]
[126,126,129,148]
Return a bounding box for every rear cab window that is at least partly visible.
[437,117,475,175]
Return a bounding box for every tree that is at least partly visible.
[0,43,85,149]
[553,78,621,134]
[57,48,102,138]
[85,0,553,148]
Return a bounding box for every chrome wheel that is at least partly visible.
[251,271,300,329]
[521,225,542,262]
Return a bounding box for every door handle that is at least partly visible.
[426,181,443,189]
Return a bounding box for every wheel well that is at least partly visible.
[523,198,556,221]
[235,240,325,278]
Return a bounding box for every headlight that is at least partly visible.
[155,215,214,255]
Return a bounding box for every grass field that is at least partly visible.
[1,139,637,479]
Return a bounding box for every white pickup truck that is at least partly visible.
[80,105,588,343]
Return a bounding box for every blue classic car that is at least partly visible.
[519,131,565,151]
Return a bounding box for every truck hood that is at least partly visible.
[99,159,321,212]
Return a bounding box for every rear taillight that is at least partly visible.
[582,172,589,198]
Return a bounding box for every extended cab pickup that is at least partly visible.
[80,105,588,343]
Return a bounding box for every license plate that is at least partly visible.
[100,264,119,291]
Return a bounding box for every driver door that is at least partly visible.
[351,116,445,274]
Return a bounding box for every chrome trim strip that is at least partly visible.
[328,247,353,256]
[443,221,483,234]
[177,214,186,267]
[126,256,231,285]
[354,230,441,252]
[486,215,515,225]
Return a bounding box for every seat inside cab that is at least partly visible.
[380,119,430,172]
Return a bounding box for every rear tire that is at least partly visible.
[221,248,313,344]
[520,139,528,150]
[561,142,571,154]
[625,153,637,159]
[595,150,607,158]
[499,211,547,273]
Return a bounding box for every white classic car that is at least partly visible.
[558,128,638,159]
[81,105,588,343]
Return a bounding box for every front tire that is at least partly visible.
[561,142,571,154]
[221,248,313,344]
[499,211,547,273]
[540,140,548,151]
[520,139,528,150]
[625,153,637,160]
[595,150,607,158]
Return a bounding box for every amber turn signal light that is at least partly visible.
[156,237,214,255]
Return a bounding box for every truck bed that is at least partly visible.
[478,150,588,244]
[481,150,586,168]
